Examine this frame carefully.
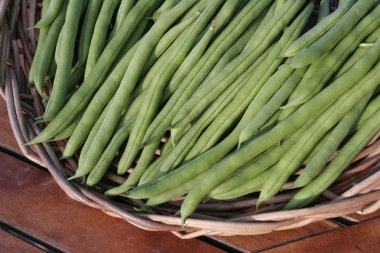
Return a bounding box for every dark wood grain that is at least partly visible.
[0,229,41,253]
[0,151,222,253]
[265,218,380,253]
[212,220,339,253]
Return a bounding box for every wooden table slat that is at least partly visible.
[265,218,380,253]
[0,151,222,253]
[0,229,42,253]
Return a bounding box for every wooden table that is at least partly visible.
[1,98,380,253]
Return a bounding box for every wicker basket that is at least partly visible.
[1,0,380,238]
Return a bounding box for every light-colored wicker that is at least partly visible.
[1,0,379,238]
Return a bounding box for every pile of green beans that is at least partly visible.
[29,0,380,224]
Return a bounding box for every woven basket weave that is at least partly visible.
[1,0,380,238]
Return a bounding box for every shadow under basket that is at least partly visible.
[1,0,379,238]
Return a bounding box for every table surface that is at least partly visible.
[1,98,380,253]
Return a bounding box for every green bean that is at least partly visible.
[126,4,314,202]
[28,0,51,85]
[114,141,160,192]
[170,9,263,102]
[120,0,237,173]
[356,96,380,131]
[108,0,136,40]
[34,1,67,96]
[282,0,354,57]
[77,88,141,167]
[275,0,286,14]
[34,0,63,28]
[157,0,240,101]
[336,26,380,77]
[153,0,181,21]
[188,10,311,157]
[239,67,306,146]
[62,40,140,158]
[292,97,369,189]
[185,49,270,160]
[69,64,85,91]
[77,99,114,168]
[115,18,150,67]
[210,125,308,199]
[212,167,272,201]
[86,118,135,186]
[84,0,204,177]
[43,0,85,120]
[144,173,204,207]
[104,139,161,194]
[73,19,195,177]
[279,6,380,120]
[28,0,160,144]
[85,0,121,78]
[143,0,237,103]
[289,0,377,68]
[180,29,380,222]
[54,27,63,65]
[46,58,57,80]
[169,124,191,148]
[154,12,200,59]
[285,107,380,210]
[137,154,167,186]
[142,0,273,146]
[258,42,380,205]
[171,0,307,129]
[180,0,208,21]
[77,0,102,66]
[318,0,330,23]
[73,96,138,179]
[155,62,251,177]
[241,1,277,52]
[202,26,254,84]
[72,85,146,178]
[50,111,84,142]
